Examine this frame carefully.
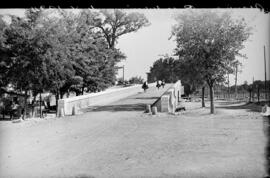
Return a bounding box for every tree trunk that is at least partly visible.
[268,87,270,105]
[81,86,84,95]
[208,83,215,114]
[257,87,260,103]
[60,91,64,99]
[235,64,238,99]
[55,90,59,114]
[39,92,42,118]
[202,86,205,107]
[67,89,70,98]
[23,90,28,120]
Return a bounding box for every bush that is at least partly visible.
[129,76,144,84]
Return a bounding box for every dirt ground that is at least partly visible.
[0,88,269,178]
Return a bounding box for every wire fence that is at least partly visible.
[207,91,270,102]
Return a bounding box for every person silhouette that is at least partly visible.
[161,80,165,88]
[142,81,149,92]
[156,80,161,90]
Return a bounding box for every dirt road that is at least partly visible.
[0,85,268,178]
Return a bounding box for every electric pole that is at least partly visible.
[264,45,267,101]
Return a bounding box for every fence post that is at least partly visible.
[145,105,152,113]
[152,106,157,115]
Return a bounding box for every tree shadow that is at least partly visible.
[73,175,95,178]
[0,113,20,121]
[263,116,270,177]
[0,117,12,121]
[215,102,262,113]
[82,103,146,112]
[216,100,247,106]
[134,97,159,100]
[64,174,95,178]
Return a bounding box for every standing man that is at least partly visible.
[156,80,161,90]
[161,80,165,88]
[142,81,149,92]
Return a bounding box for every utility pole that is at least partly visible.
[264,45,267,101]
[39,92,42,118]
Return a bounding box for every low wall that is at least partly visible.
[58,83,155,116]
[152,80,183,113]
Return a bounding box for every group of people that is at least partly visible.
[156,80,165,90]
[141,79,166,92]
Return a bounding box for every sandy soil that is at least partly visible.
[0,87,269,178]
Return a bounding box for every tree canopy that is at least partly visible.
[148,57,178,83]
[80,9,150,49]
[171,9,252,113]
[0,8,149,114]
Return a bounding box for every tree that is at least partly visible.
[70,9,149,92]
[129,76,144,84]
[41,15,78,108]
[58,9,126,94]
[0,15,9,91]
[242,81,253,103]
[148,57,179,83]
[174,58,206,107]
[147,55,207,105]
[172,10,252,113]
[1,8,147,118]
[1,9,50,119]
[49,9,147,94]
[81,9,150,49]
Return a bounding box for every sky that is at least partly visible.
[0,8,269,86]
[116,8,270,85]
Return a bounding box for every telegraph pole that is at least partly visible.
[264,45,267,101]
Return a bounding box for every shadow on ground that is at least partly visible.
[134,97,159,100]
[216,100,247,106]
[215,101,265,113]
[74,175,95,178]
[82,103,146,112]
[263,115,270,177]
